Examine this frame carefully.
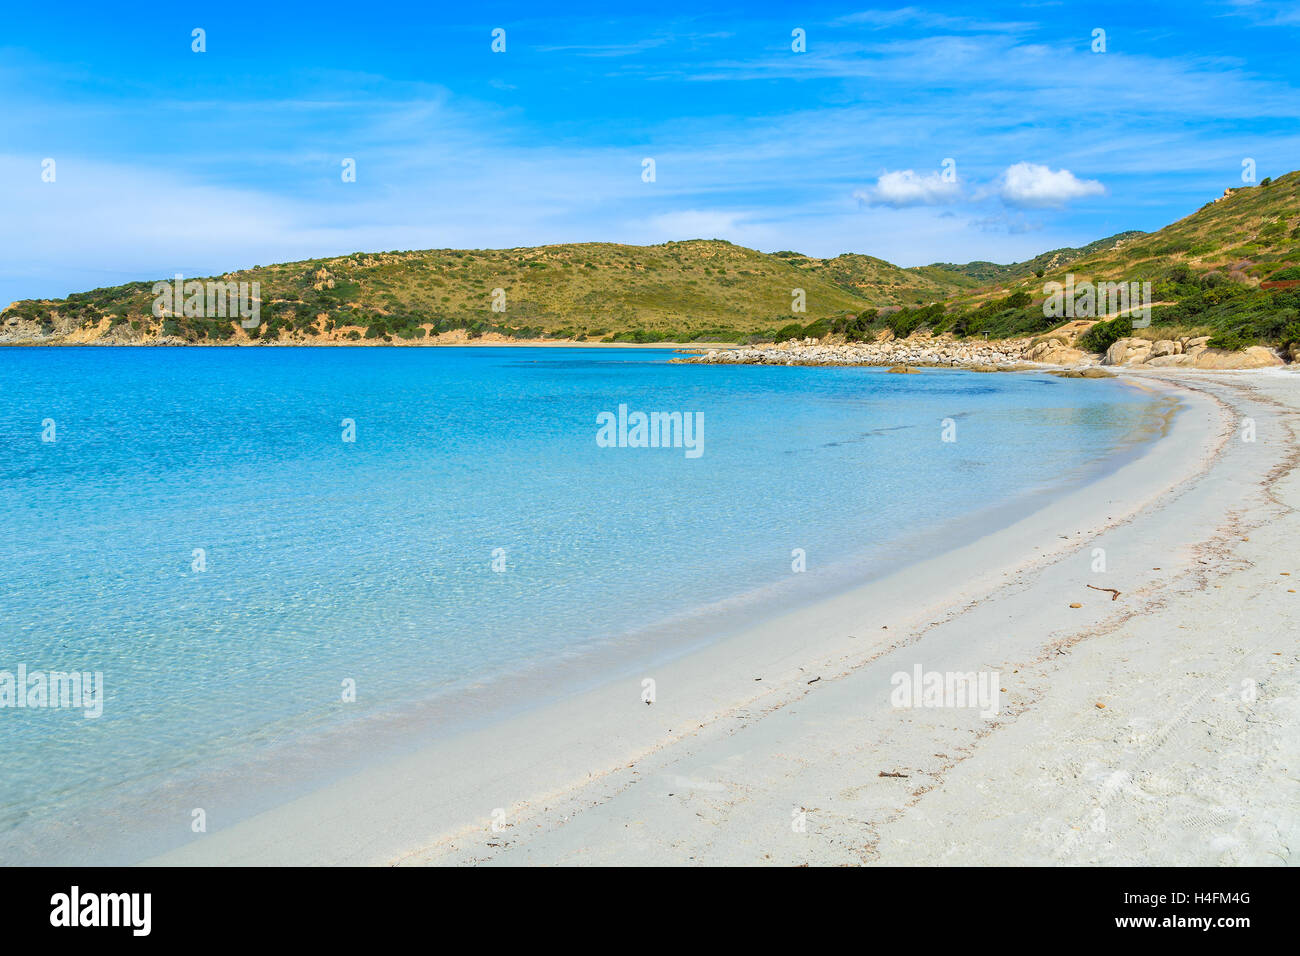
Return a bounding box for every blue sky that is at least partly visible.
[2,0,1298,304]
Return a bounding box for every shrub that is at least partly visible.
[1260,219,1286,240]
[802,317,831,339]
[1078,316,1133,354]
[832,312,879,341]
[1208,329,1250,351]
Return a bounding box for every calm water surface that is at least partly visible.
[0,346,1165,859]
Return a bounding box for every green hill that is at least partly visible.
[5,172,1298,350]
[770,250,977,300]
[2,239,967,345]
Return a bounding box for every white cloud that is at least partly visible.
[997,162,1106,208]
[1223,0,1300,27]
[854,169,962,207]
[836,7,1035,33]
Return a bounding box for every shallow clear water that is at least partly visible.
[0,346,1162,855]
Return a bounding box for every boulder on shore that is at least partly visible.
[1144,354,1195,368]
[1101,335,1283,369]
[1026,339,1088,365]
[1049,367,1115,379]
[1192,346,1284,369]
[1102,337,1154,366]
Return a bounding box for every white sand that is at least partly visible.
[151,369,1299,866]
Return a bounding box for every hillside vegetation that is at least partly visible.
[5,171,1298,350]
[923,231,1146,285]
[2,240,967,345]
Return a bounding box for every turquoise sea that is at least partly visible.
[0,346,1166,862]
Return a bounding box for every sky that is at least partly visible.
[2,0,1298,304]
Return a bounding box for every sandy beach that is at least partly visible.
[148,368,1298,867]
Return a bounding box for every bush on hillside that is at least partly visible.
[1078,316,1133,354]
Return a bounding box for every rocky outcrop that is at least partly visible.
[1103,336,1222,368]
[1191,346,1285,369]
[1048,368,1115,379]
[678,332,1289,372]
[1143,354,1193,367]
[1102,337,1155,366]
[1106,336,1282,369]
[1025,338,1087,365]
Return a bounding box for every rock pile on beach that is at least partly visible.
[676,336,1035,368]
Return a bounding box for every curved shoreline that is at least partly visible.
[0,360,1162,866]
[142,370,1256,866]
